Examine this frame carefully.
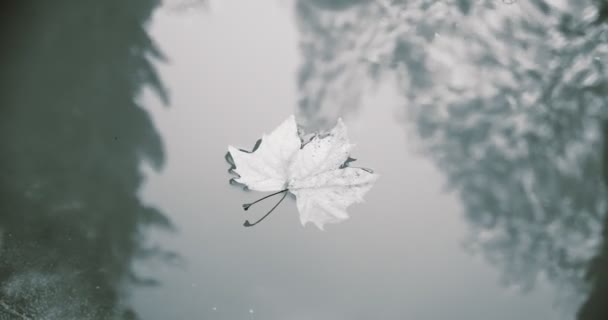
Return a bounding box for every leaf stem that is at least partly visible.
[242,189,288,211]
[243,191,288,227]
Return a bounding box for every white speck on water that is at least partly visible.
[212,306,217,311]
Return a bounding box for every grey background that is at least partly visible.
[132,1,564,319]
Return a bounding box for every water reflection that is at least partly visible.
[579,124,608,319]
[295,0,608,317]
[0,0,170,319]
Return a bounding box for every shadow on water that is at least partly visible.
[295,0,608,318]
[0,0,172,319]
[578,121,608,319]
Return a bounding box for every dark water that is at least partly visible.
[1,0,170,319]
[2,0,607,319]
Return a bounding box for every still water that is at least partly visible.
[2,0,607,319]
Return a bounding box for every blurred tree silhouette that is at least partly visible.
[296,0,608,314]
[578,121,608,320]
[0,0,171,319]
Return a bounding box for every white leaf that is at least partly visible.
[228,115,300,192]
[227,115,378,230]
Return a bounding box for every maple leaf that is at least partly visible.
[226,115,378,230]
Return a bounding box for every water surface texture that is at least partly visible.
[2,0,608,319]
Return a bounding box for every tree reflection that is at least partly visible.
[578,122,608,319]
[0,0,170,319]
[296,0,608,315]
